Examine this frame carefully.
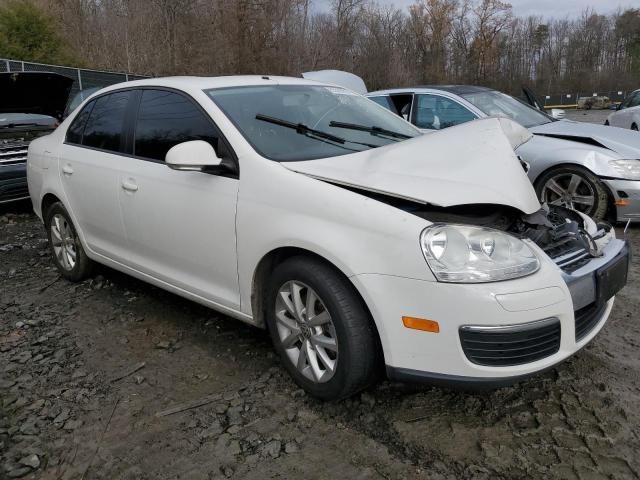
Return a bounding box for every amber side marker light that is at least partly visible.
[402,316,440,333]
[615,199,631,207]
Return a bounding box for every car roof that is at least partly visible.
[368,85,495,96]
[95,75,336,96]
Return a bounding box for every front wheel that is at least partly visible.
[265,257,380,400]
[604,120,610,126]
[632,123,638,131]
[535,166,609,220]
[44,202,94,281]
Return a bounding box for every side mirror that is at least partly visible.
[165,140,222,172]
[550,108,565,119]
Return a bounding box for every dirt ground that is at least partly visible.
[2,111,639,480]
[563,109,611,124]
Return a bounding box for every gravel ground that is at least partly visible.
[2,110,639,480]
[563,109,612,125]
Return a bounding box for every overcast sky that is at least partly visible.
[314,0,640,17]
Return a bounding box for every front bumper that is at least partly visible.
[602,178,640,222]
[353,238,629,387]
[0,163,29,204]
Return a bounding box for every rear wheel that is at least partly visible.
[536,166,609,220]
[632,123,638,131]
[265,256,380,400]
[44,202,94,281]
[604,120,610,126]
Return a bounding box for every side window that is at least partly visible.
[66,100,95,144]
[134,89,228,162]
[414,94,476,130]
[630,93,640,108]
[82,91,133,153]
[389,94,413,121]
[368,96,398,114]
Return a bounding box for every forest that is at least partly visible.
[1,0,639,96]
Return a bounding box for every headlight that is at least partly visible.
[420,224,540,283]
[609,159,640,180]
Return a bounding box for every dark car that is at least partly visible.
[0,72,73,204]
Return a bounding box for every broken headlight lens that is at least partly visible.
[420,224,539,283]
[609,159,640,180]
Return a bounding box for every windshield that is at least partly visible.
[206,85,419,161]
[461,90,553,128]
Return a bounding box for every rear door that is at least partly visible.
[618,92,640,128]
[59,90,135,260]
[118,88,241,309]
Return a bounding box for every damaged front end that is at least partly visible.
[409,200,630,340]
[409,201,616,273]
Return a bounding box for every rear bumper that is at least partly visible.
[0,163,28,204]
[602,178,640,222]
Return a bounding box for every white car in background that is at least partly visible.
[28,76,629,400]
[606,89,640,131]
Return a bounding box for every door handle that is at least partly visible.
[62,164,74,175]
[121,181,138,192]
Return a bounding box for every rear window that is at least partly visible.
[82,91,133,153]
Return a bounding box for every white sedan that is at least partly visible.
[607,89,640,131]
[27,76,629,400]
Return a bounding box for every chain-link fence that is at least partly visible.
[540,90,629,108]
[0,58,149,106]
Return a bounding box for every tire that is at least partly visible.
[535,166,609,220]
[604,120,609,126]
[632,123,638,131]
[265,256,380,400]
[44,202,94,281]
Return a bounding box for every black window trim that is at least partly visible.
[63,85,239,179]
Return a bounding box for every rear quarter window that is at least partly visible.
[65,100,95,144]
[81,91,134,153]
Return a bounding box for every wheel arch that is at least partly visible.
[532,162,615,220]
[41,192,63,219]
[250,246,385,360]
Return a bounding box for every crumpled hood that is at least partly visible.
[530,120,640,159]
[282,117,541,214]
[0,72,73,120]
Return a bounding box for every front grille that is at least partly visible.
[0,177,29,203]
[543,238,591,273]
[575,303,606,342]
[0,141,28,165]
[460,318,561,367]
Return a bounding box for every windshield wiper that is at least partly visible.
[255,114,377,149]
[328,121,413,140]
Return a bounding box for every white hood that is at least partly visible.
[282,118,541,214]
[530,120,640,158]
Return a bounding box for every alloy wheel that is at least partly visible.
[274,281,339,383]
[540,173,596,214]
[50,214,77,271]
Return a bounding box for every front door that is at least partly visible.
[118,89,240,309]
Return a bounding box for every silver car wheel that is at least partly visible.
[541,173,595,214]
[275,281,338,383]
[50,214,77,271]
